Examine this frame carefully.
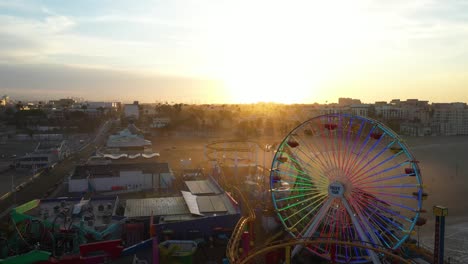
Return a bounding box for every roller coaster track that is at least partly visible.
[226,186,256,263]
[237,239,412,264]
[226,199,412,263]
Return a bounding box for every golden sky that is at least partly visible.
[1,0,467,103]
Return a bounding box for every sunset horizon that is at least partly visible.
[1,0,468,104]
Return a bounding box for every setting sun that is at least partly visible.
[202,1,371,103]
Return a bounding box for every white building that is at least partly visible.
[124,103,139,120]
[87,101,118,109]
[68,163,174,193]
[15,140,68,170]
[106,124,151,152]
[350,104,371,117]
[400,122,431,136]
[431,103,468,135]
[374,104,403,120]
[319,104,349,115]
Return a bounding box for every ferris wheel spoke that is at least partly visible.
[313,118,338,171]
[359,190,416,200]
[276,153,316,180]
[327,121,341,173]
[276,191,324,202]
[356,206,407,243]
[346,125,378,175]
[348,132,387,178]
[282,151,331,185]
[273,187,317,194]
[356,196,414,222]
[273,182,321,194]
[334,115,347,171]
[357,173,410,186]
[278,157,326,187]
[352,159,410,184]
[354,195,413,229]
[349,139,396,181]
[335,116,344,173]
[284,142,330,178]
[378,199,419,214]
[341,118,358,179]
[281,141,328,176]
[347,122,373,172]
[285,195,329,228]
[277,192,328,212]
[359,184,419,189]
[343,119,367,177]
[292,133,333,173]
[339,118,353,174]
[365,209,406,239]
[274,167,315,183]
[353,197,404,242]
[275,180,315,188]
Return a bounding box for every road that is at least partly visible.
[0,119,112,216]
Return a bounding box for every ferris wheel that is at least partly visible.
[270,114,424,263]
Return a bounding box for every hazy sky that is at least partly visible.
[1,0,468,103]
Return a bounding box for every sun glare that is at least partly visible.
[201,0,372,104]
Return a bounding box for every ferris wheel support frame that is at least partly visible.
[291,185,382,264]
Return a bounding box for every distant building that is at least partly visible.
[87,101,118,109]
[320,104,349,115]
[431,103,468,135]
[374,104,403,120]
[14,140,68,170]
[49,98,75,108]
[106,124,151,152]
[339,98,361,106]
[124,102,139,120]
[350,104,371,117]
[68,163,174,193]
[400,122,431,136]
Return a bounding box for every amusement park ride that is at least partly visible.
[226,114,435,264]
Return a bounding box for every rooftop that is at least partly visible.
[185,180,222,195]
[123,178,239,220]
[124,197,189,218]
[72,163,171,179]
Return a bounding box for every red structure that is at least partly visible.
[37,240,123,264]
[287,140,299,148]
[80,239,123,263]
[324,123,338,130]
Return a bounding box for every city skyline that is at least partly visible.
[1,0,468,103]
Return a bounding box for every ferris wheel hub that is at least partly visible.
[328,181,345,198]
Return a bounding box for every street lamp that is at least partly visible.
[262,144,272,201]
